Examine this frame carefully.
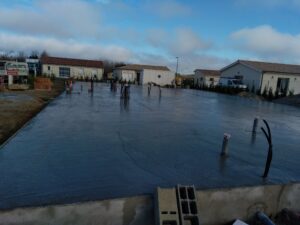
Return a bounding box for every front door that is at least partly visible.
[276,78,290,96]
[136,72,141,85]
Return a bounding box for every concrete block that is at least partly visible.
[155,187,180,225]
[176,185,200,225]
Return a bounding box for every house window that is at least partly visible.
[235,75,243,80]
[48,66,50,71]
[59,67,70,77]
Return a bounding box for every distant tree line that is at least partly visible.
[0,50,42,62]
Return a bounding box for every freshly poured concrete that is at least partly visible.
[0,82,299,209]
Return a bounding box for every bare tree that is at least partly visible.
[40,50,49,58]
[30,50,39,59]
[102,59,126,79]
[16,51,26,62]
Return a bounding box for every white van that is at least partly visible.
[217,77,247,90]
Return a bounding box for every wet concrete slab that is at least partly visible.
[0,82,299,209]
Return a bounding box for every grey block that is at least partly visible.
[155,187,180,225]
[176,185,200,225]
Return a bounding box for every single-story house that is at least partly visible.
[113,64,175,86]
[0,61,29,85]
[194,69,220,87]
[221,60,300,95]
[41,56,104,80]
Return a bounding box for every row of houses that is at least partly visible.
[1,54,300,95]
[0,56,175,86]
[194,60,300,95]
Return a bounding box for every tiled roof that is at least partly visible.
[195,69,220,76]
[239,60,300,74]
[116,64,170,71]
[41,56,103,68]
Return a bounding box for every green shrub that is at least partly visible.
[262,86,268,98]
[268,87,274,100]
[275,89,279,99]
[251,85,255,93]
[289,90,294,96]
[27,75,35,89]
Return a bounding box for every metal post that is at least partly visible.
[261,120,273,178]
[91,78,94,93]
[175,56,179,77]
[148,84,151,95]
[221,133,231,156]
[252,117,259,133]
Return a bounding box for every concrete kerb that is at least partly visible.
[196,182,300,225]
[0,183,299,225]
[0,196,154,225]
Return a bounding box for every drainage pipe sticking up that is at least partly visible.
[261,119,273,178]
[252,117,259,133]
[220,133,231,157]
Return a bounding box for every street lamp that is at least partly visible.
[175,56,179,77]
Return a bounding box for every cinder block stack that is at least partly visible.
[176,185,200,225]
[155,185,200,225]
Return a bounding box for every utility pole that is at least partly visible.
[175,56,179,77]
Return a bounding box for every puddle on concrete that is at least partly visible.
[0,82,299,209]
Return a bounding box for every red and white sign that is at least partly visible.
[7,69,19,76]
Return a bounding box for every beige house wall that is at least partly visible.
[42,64,103,80]
[194,71,220,87]
[221,63,262,91]
[261,72,300,95]
[120,70,137,82]
[113,69,137,82]
[113,68,175,85]
[141,69,175,86]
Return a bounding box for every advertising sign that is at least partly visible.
[7,69,19,76]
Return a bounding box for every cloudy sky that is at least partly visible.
[0,0,300,73]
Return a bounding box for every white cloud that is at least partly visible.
[170,28,212,55]
[0,0,224,73]
[0,33,132,62]
[0,30,227,73]
[175,54,230,74]
[0,0,102,39]
[133,52,229,74]
[146,28,211,56]
[145,0,192,18]
[231,25,300,62]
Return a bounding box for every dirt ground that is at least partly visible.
[0,80,65,145]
